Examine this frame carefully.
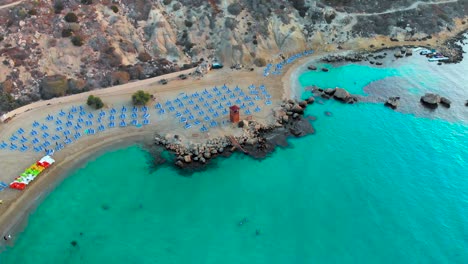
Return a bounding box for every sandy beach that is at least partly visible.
[1,20,467,245]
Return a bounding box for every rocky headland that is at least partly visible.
[152,98,316,172]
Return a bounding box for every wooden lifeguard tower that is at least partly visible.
[229,105,240,123]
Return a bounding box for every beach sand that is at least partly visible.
[1,21,467,245]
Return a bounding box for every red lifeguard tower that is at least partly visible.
[229,105,240,123]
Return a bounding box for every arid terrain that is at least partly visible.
[0,0,467,114]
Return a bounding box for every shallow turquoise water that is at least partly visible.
[2,54,468,263]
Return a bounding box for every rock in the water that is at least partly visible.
[420,93,441,108]
[184,155,192,163]
[298,100,307,108]
[385,97,400,109]
[307,65,317,70]
[333,88,350,102]
[465,100,468,106]
[440,97,451,107]
[203,152,211,159]
[306,96,315,104]
[376,62,383,65]
[324,88,336,95]
[175,160,184,167]
[394,51,403,58]
[321,68,329,72]
[292,113,299,119]
[324,111,333,117]
[291,105,304,114]
[282,115,289,123]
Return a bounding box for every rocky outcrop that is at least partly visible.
[440,97,451,108]
[307,65,317,70]
[154,99,315,171]
[385,97,400,109]
[305,96,315,104]
[333,88,357,104]
[312,87,358,104]
[420,93,441,108]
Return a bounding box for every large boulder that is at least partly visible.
[440,97,451,108]
[333,88,351,102]
[323,9,336,24]
[306,96,315,104]
[324,88,336,95]
[420,93,441,108]
[307,65,317,70]
[385,97,400,109]
[298,100,307,108]
[291,104,304,114]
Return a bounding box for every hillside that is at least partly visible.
[0,0,467,113]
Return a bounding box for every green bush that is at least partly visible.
[71,35,84,46]
[54,1,64,14]
[137,51,151,62]
[64,12,78,23]
[132,90,151,105]
[87,95,95,106]
[87,95,104,109]
[94,97,104,109]
[62,28,73,37]
[227,3,242,16]
[185,20,193,28]
[28,9,38,16]
[81,0,93,5]
[110,5,119,13]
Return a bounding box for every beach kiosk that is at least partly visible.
[229,105,240,123]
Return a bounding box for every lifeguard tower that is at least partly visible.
[229,105,240,123]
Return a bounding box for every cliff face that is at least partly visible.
[0,0,467,112]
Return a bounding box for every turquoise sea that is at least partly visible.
[1,47,468,263]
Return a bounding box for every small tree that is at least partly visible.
[87,95,104,109]
[71,35,84,46]
[227,3,242,15]
[132,90,151,105]
[94,97,104,109]
[110,5,119,13]
[64,12,78,23]
[62,28,73,37]
[87,95,95,106]
[54,0,64,14]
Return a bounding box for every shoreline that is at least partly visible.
[0,130,154,249]
[0,25,467,246]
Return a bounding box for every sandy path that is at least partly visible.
[0,0,22,10]
[351,0,459,17]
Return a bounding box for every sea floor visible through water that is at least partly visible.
[1,44,467,263]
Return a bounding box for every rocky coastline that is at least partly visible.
[319,31,467,65]
[152,99,316,172]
